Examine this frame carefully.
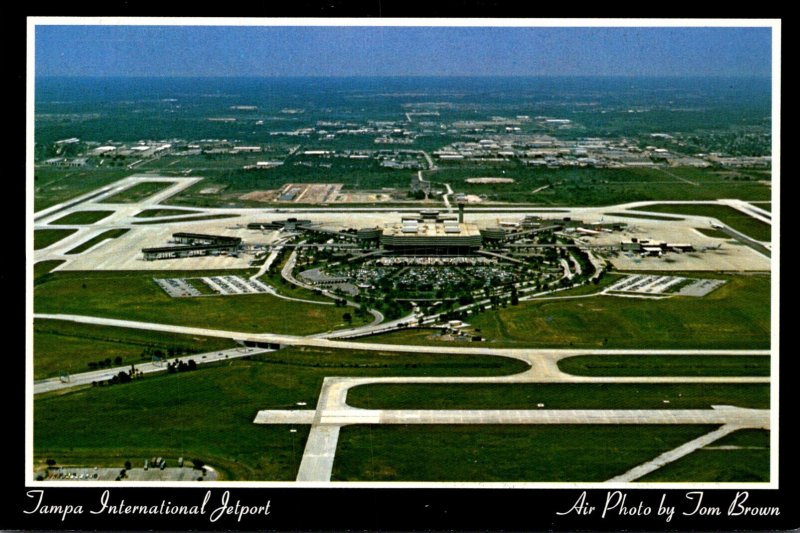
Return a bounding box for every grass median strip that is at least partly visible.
[346,383,769,410]
[34,229,78,250]
[557,354,769,377]
[694,227,731,239]
[332,425,718,482]
[34,260,65,281]
[64,229,130,255]
[132,214,239,225]
[133,208,201,218]
[49,210,115,225]
[99,181,174,203]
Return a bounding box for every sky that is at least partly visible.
[34,24,773,78]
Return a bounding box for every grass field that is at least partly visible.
[332,425,717,482]
[637,203,772,241]
[428,166,771,205]
[49,210,114,225]
[346,383,769,410]
[353,276,625,346]
[464,274,770,349]
[640,429,769,482]
[693,227,732,239]
[353,328,466,347]
[362,274,769,349]
[33,319,238,379]
[34,260,65,281]
[133,208,201,218]
[162,164,771,208]
[34,347,528,480]
[33,167,133,212]
[34,229,78,250]
[34,269,367,334]
[557,354,769,377]
[99,181,174,203]
[64,229,130,255]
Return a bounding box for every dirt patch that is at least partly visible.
[240,184,401,204]
[239,183,343,203]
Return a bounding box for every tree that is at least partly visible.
[124,460,132,470]
[46,458,57,467]
[192,459,205,470]
[114,356,123,365]
[342,312,352,323]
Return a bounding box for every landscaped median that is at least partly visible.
[557,354,769,377]
[344,383,769,410]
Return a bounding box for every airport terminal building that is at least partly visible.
[380,209,482,255]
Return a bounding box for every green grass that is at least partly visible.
[183,278,219,295]
[99,181,174,203]
[693,227,731,239]
[34,319,238,380]
[64,229,130,255]
[35,269,374,335]
[354,328,466,347]
[640,429,769,482]
[166,165,771,208]
[34,346,528,480]
[33,167,134,212]
[132,214,239,225]
[332,425,717,482]
[49,210,114,225]
[34,260,65,281]
[34,229,77,250]
[530,273,623,297]
[637,203,772,241]
[557,354,769,377]
[353,275,625,347]
[346,383,769,410]
[464,274,770,349]
[605,212,683,221]
[429,166,772,205]
[752,202,771,212]
[133,208,201,218]
[258,254,333,303]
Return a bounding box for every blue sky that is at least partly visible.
[35,25,772,77]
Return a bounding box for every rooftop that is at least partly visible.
[383,221,481,238]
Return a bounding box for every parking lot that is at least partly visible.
[607,274,726,297]
[154,275,272,298]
